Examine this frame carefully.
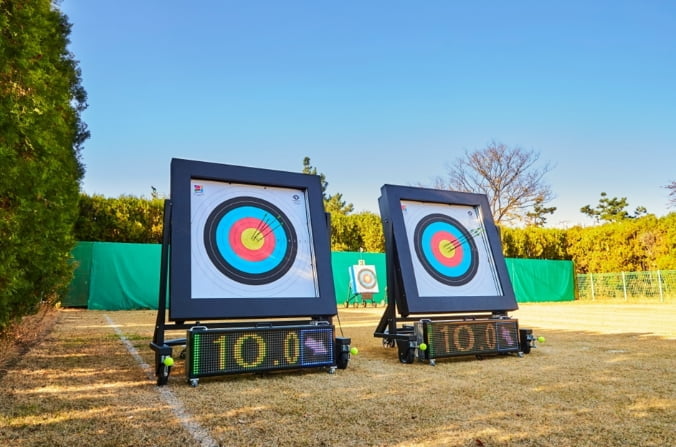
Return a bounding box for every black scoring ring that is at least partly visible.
[203,197,297,285]
[413,213,479,286]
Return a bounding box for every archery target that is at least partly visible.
[400,200,503,297]
[203,197,297,285]
[413,214,478,286]
[191,180,320,299]
[349,265,379,294]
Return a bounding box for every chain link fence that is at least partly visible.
[576,270,676,303]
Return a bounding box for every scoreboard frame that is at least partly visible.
[186,323,339,382]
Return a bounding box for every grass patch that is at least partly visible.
[0,304,674,446]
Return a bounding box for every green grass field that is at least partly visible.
[1,303,674,446]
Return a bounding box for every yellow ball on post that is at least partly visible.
[163,356,174,367]
[350,347,358,355]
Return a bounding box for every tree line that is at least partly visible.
[74,192,676,275]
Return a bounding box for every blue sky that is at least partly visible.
[59,1,675,227]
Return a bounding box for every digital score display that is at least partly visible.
[186,325,336,379]
[416,319,521,360]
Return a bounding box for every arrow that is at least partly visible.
[304,336,328,355]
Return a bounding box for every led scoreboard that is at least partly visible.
[414,319,521,364]
[187,324,336,380]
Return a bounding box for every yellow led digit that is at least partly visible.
[213,335,228,370]
[284,331,300,364]
[453,324,475,352]
[439,324,452,353]
[484,323,496,350]
[234,333,266,368]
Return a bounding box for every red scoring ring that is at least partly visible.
[228,217,275,262]
[430,230,464,267]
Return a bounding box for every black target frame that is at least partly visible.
[374,185,534,365]
[378,184,517,316]
[170,158,337,320]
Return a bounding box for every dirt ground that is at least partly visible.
[0,302,674,447]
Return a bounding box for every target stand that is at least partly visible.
[344,290,376,308]
[345,263,380,307]
[150,159,352,386]
[373,185,539,365]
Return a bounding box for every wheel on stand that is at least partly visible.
[396,340,415,363]
[157,365,170,386]
[519,329,533,355]
[155,353,172,386]
[336,351,350,370]
[399,347,415,364]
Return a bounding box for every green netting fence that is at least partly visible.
[576,270,676,303]
[64,242,575,310]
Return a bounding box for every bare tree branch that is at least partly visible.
[443,141,555,225]
[665,180,676,208]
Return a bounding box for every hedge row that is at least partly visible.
[74,194,676,275]
[1,1,88,330]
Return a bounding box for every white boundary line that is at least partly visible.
[104,314,219,447]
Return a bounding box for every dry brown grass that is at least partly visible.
[0,303,60,380]
[1,303,674,447]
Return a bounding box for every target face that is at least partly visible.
[349,265,379,294]
[203,197,297,285]
[402,200,502,297]
[191,180,319,299]
[413,214,478,286]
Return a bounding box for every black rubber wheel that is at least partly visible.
[399,348,415,364]
[336,352,349,370]
[157,374,168,386]
[519,331,532,354]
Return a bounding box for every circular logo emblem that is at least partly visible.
[203,197,297,285]
[413,214,479,286]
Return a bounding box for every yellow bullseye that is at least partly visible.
[241,228,265,250]
[438,239,456,258]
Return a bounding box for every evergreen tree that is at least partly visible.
[302,156,353,215]
[580,192,647,223]
[0,0,88,329]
